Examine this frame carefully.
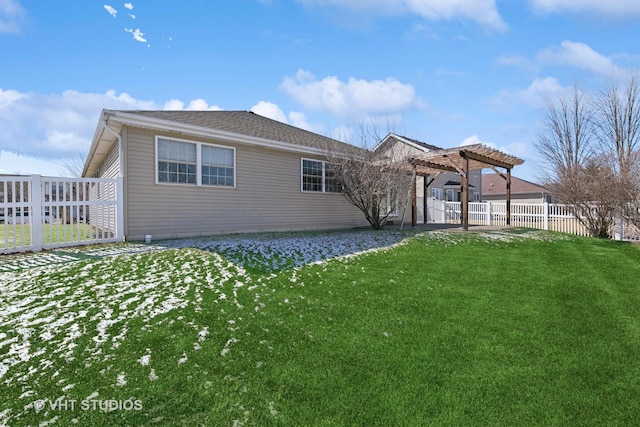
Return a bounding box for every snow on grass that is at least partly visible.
[159,229,420,273]
[0,247,252,425]
[0,228,569,425]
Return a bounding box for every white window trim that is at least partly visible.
[155,136,236,188]
[300,158,340,194]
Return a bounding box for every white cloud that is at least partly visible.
[0,0,27,33]
[124,3,134,10]
[186,99,222,110]
[280,69,421,119]
[104,4,117,17]
[531,0,640,16]
[128,14,136,19]
[493,77,572,109]
[124,27,146,43]
[251,101,288,123]
[537,40,625,76]
[288,111,314,131]
[0,89,157,159]
[250,101,321,133]
[163,99,222,110]
[0,89,228,176]
[460,134,493,148]
[0,88,25,108]
[296,0,507,31]
[459,135,530,162]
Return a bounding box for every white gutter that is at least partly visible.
[102,120,123,177]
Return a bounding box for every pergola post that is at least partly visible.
[423,175,428,224]
[461,155,469,231]
[411,164,417,228]
[506,168,512,226]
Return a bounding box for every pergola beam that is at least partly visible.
[461,149,513,169]
[412,159,458,173]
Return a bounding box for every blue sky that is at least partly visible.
[1,0,640,182]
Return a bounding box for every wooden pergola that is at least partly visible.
[409,144,524,231]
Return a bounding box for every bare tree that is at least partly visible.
[547,155,620,238]
[535,85,620,237]
[59,151,88,177]
[595,73,640,229]
[536,85,596,182]
[324,122,413,230]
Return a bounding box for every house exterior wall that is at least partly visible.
[119,126,368,240]
[97,142,120,179]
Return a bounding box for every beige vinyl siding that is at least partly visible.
[90,142,120,233]
[123,127,368,240]
[96,142,120,179]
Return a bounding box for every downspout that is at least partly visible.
[101,120,123,177]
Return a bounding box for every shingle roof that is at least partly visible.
[482,172,547,195]
[394,134,443,151]
[110,110,356,153]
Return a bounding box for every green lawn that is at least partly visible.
[0,223,94,247]
[1,229,640,426]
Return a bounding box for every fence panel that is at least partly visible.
[0,177,34,253]
[1,175,123,254]
[440,201,627,239]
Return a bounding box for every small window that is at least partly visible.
[302,159,323,192]
[446,189,455,202]
[302,159,341,193]
[432,188,443,200]
[324,163,342,193]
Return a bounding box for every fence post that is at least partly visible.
[116,177,125,242]
[543,202,549,231]
[486,202,492,226]
[30,175,43,252]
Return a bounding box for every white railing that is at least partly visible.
[431,200,637,240]
[1,175,124,254]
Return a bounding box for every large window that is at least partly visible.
[432,188,443,200]
[156,137,235,187]
[301,159,341,193]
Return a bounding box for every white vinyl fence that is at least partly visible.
[424,198,638,240]
[0,175,124,254]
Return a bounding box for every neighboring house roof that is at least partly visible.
[443,180,476,188]
[482,173,547,196]
[84,109,362,177]
[374,133,443,153]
